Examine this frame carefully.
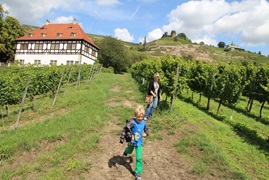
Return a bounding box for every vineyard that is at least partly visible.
[0,64,104,129]
[131,55,269,143]
[131,55,269,115]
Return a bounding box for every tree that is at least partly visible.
[188,61,217,108]
[162,32,168,38]
[177,33,187,40]
[0,4,7,54]
[0,4,8,19]
[218,41,226,48]
[215,65,244,114]
[243,63,257,113]
[0,5,25,63]
[143,36,147,51]
[253,67,269,117]
[96,36,131,74]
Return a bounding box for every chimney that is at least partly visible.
[46,20,50,25]
[73,18,78,24]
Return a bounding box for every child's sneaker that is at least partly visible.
[122,152,127,158]
[135,174,142,180]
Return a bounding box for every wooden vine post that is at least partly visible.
[15,76,31,129]
[170,65,179,111]
[52,69,65,106]
[87,65,94,81]
[76,65,82,89]
[64,68,73,97]
[98,64,103,74]
[89,65,96,81]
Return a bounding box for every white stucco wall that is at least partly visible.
[15,53,95,65]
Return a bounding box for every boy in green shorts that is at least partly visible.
[120,105,149,180]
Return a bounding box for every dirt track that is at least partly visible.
[83,117,205,180]
[82,85,211,180]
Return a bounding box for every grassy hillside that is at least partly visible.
[21,24,39,33]
[0,72,268,179]
[146,37,269,65]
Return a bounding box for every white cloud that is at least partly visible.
[51,16,75,24]
[146,28,163,42]
[2,0,124,25]
[241,20,269,45]
[158,0,269,48]
[193,36,218,47]
[2,0,71,25]
[114,28,135,42]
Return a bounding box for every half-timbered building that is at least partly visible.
[15,19,99,66]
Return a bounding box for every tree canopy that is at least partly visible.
[0,4,25,63]
[177,33,187,40]
[96,36,131,74]
[218,41,226,48]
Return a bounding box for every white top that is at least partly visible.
[154,82,159,95]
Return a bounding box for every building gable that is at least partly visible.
[17,19,99,50]
[15,19,99,66]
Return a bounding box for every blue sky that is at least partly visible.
[2,0,269,56]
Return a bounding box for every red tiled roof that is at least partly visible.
[17,21,99,49]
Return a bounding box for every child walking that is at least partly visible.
[119,105,149,180]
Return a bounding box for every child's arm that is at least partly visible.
[119,126,126,144]
[120,118,134,144]
[143,123,149,137]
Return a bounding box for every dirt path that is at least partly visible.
[83,117,202,180]
[82,84,207,180]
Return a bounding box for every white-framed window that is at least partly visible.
[20,44,28,50]
[35,44,43,50]
[66,60,74,65]
[50,43,59,50]
[92,50,97,57]
[70,32,76,37]
[85,46,90,53]
[19,59,24,65]
[56,33,62,37]
[67,43,76,50]
[41,33,46,37]
[34,60,41,65]
[50,60,57,66]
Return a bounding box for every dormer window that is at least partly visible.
[68,26,74,30]
[56,33,62,37]
[27,33,33,38]
[70,32,76,37]
[41,33,46,37]
[40,27,46,30]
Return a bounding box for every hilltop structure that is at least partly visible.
[15,19,99,66]
[171,30,176,37]
[226,42,244,51]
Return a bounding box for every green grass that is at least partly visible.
[202,45,269,65]
[170,90,269,180]
[0,72,268,179]
[0,72,141,179]
[154,36,192,45]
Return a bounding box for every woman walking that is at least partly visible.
[144,72,162,120]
